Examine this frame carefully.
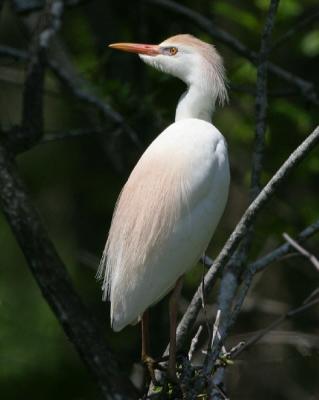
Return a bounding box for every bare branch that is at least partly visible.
[221,0,279,329]
[188,325,203,361]
[252,0,279,200]
[303,287,319,304]
[0,143,139,399]
[209,220,319,370]
[250,219,319,274]
[41,126,107,143]
[48,59,142,148]
[201,218,319,274]
[211,310,225,354]
[271,10,319,51]
[146,0,319,105]
[0,45,28,60]
[0,45,141,150]
[176,126,319,351]
[283,232,319,271]
[231,295,319,360]
[19,0,64,151]
[11,0,90,14]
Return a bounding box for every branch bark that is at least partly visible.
[176,125,319,351]
[212,8,280,386]
[251,0,279,200]
[0,45,141,150]
[0,144,139,399]
[146,0,319,106]
[231,295,319,360]
[0,2,139,397]
[20,0,64,150]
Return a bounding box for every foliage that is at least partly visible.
[0,0,318,399]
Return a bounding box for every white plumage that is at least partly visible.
[100,118,229,331]
[98,34,230,336]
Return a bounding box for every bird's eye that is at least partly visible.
[169,47,178,56]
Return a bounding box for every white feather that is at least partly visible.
[98,118,229,331]
[98,34,230,332]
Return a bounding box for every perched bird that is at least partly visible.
[98,34,230,381]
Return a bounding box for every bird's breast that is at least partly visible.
[103,118,230,331]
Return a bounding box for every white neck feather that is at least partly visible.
[175,85,215,123]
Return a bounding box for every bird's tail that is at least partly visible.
[96,243,111,301]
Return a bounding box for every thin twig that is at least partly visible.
[48,59,142,148]
[201,218,319,273]
[11,0,90,14]
[41,126,107,143]
[249,219,319,274]
[188,325,203,361]
[209,310,227,357]
[216,229,319,368]
[176,126,319,352]
[283,232,319,272]
[18,0,64,151]
[0,145,139,399]
[0,45,141,149]
[231,295,319,360]
[303,287,319,304]
[231,221,319,323]
[215,221,319,350]
[211,383,230,400]
[212,5,280,375]
[271,10,319,51]
[223,341,245,359]
[211,310,221,350]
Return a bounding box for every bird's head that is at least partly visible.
[109,34,228,106]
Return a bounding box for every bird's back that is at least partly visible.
[98,118,230,331]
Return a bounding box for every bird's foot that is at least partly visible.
[142,355,165,385]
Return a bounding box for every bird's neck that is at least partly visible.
[175,85,215,123]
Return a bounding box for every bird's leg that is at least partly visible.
[141,310,150,361]
[141,310,158,384]
[168,275,184,382]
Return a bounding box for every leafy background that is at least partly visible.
[0,0,318,399]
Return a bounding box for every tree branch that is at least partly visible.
[283,232,319,272]
[11,0,90,14]
[271,9,319,51]
[231,295,319,360]
[212,7,280,379]
[251,0,279,200]
[0,3,139,397]
[40,126,108,143]
[0,45,141,150]
[48,59,142,148]
[201,219,319,378]
[0,143,139,399]
[146,0,319,105]
[176,126,319,351]
[250,219,319,274]
[19,0,64,151]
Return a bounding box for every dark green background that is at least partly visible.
[0,0,318,399]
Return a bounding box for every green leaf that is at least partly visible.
[301,30,319,57]
[213,3,260,32]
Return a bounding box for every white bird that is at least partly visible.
[98,34,230,381]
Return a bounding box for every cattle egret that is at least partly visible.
[98,34,230,381]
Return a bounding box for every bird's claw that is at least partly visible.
[142,355,164,385]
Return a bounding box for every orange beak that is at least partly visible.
[108,42,161,56]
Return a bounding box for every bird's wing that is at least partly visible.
[98,119,229,330]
